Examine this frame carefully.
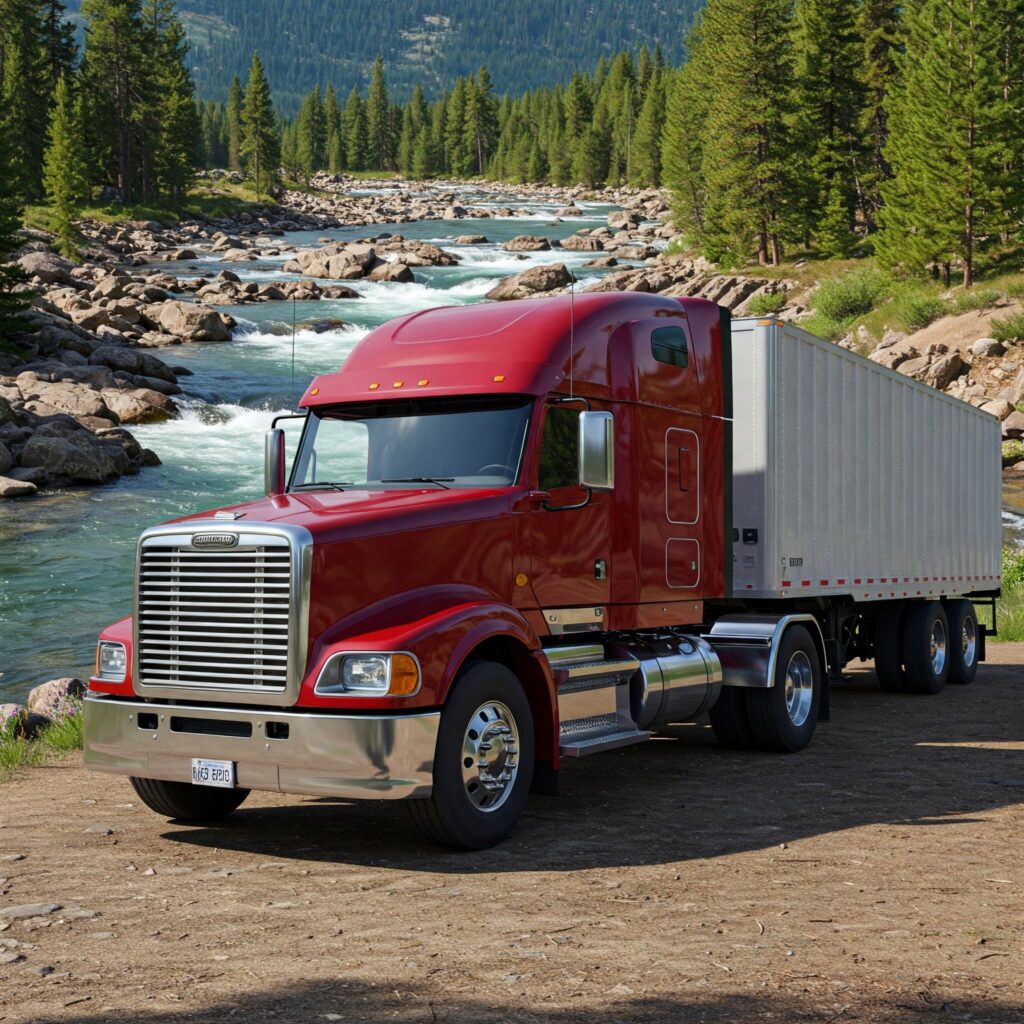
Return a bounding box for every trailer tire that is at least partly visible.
[946,600,979,685]
[406,661,534,850]
[874,602,907,692]
[903,601,950,694]
[708,686,755,749]
[745,625,821,753]
[129,776,249,823]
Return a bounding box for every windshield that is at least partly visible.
[290,396,533,490]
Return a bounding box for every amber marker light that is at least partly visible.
[418,378,429,386]
[309,387,320,396]
[389,654,420,696]
[392,381,404,388]
[492,374,506,383]
[369,382,380,390]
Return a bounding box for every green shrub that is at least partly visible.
[1003,547,1024,591]
[813,268,892,322]
[991,311,1024,343]
[800,310,845,341]
[745,291,787,317]
[952,289,1000,313]
[1003,440,1024,468]
[0,696,83,781]
[892,293,948,332]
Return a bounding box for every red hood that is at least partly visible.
[174,486,515,543]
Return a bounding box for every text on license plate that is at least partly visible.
[191,758,236,788]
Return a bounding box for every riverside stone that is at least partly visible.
[157,302,232,342]
[486,263,573,300]
[26,678,84,718]
[0,442,11,474]
[503,235,551,252]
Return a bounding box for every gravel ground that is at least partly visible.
[1,647,1022,1024]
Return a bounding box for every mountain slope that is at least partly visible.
[64,0,700,107]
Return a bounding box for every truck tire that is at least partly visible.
[945,599,979,686]
[129,776,249,822]
[406,661,534,850]
[708,686,755,749]
[874,601,907,692]
[744,625,821,753]
[903,601,950,694]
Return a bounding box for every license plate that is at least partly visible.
[191,758,236,788]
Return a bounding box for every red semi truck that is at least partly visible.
[84,292,1003,848]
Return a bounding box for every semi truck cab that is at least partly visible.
[84,293,1001,848]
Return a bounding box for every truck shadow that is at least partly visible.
[163,664,1024,872]
[28,977,1024,1024]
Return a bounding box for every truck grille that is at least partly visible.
[137,538,293,691]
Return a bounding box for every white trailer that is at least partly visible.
[709,316,1002,701]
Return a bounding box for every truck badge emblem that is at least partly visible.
[192,533,238,549]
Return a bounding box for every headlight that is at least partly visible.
[315,653,420,697]
[96,641,127,682]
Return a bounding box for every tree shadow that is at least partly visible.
[26,978,1024,1024]
[162,664,1024,873]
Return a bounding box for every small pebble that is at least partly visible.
[32,965,55,977]
[0,951,24,964]
[85,825,114,836]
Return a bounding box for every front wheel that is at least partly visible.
[744,625,822,753]
[129,776,249,822]
[406,661,534,850]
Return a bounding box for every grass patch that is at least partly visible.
[745,291,787,316]
[814,268,894,322]
[991,311,1024,344]
[992,548,1024,642]
[889,292,948,332]
[0,701,84,781]
[1002,440,1024,468]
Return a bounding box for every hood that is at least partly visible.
[174,486,515,544]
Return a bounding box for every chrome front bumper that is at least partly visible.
[83,695,439,800]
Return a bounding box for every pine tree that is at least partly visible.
[0,119,29,336]
[43,74,89,259]
[241,51,280,199]
[445,77,472,177]
[296,84,326,179]
[878,0,1021,286]
[791,0,865,255]
[225,74,243,171]
[324,82,340,171]
[39,0,78,94]
[631,65,665,185]
[342,86,367,170]
[463,68,498,176]
[857,0,901,230]
[698,0,798,266]
[365,57,394,170]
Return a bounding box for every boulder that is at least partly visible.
[981,399,1015,421]
[100,388,176,424]
[923,352,963,389]
[503,235,551,253]
[0,441,11,474]
[367,261,415,283]
[157,301,232,342]
[971,337,1006,358]
[1002,411,1024,440]
[70,307,114,332]
[26,678,85,719]
[584,255,618,268]
[555,205,584,217]
[16,375,114,422]
[485,263,573,301]
[454,235,489,245]
[0,475,36,497]
[306,319,347,334]
[561,234,604,252]
[607,210,640,231]
[17,252,76,285]
[20,428,121,483]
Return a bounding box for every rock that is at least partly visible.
[870,341,918,370]
[561,234,604,252]
[20,429,120,484]
[555,205,584,217]
[0,442,11,474]
[84,824,114,836]
[157,301,232,342]
[367,261,414,283]
[100,388,176,424]
[503,235,551,252]
[923,352,963,388]
[170,248,197,261]
[0,952,24,964]
[454,235,488,245]
[584,255,618,268]
[306,319,347,334]
[1003,411,1024,439]
[972,337,1006,358]
[607,210,640,231]
[0,475,37,498]
[981,399,1015,421]
[0,903,62,921]
[26,678,85,718]
[486,263,573,301]
[17,252,76,285]
[16,376,114,422]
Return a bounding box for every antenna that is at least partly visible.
[568,271,575,400]
[290,295,297,409]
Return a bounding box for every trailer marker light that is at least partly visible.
[493,374,506,383]
[418,379,429,386]
[392,381,404,388]
[369,383,380,390]
[309,387,320,396]
[515,573,528,587]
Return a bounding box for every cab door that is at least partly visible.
[522,402,612,621]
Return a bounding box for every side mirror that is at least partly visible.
[264,428,286,496]
[579,411,614,491]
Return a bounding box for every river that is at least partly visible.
[2,187,1022,703]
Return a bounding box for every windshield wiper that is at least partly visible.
[380,477,454,489]
[290,481,353,492]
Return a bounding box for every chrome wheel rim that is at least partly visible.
[784,651,814,727]
[961,616,977,668]
[930,619,947,675]
[461,701,519,813]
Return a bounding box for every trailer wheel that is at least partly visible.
[874,602,908,692]
[708,686,754,749]
[745,625,821,753]
[903,601,950,694]
[945,600,979,686]
[129,777,249,823]
[406,661,534,850]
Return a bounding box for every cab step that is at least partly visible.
[560,727,651,758]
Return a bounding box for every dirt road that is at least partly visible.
[1,648,1022,1024]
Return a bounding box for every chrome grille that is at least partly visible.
[137,538,292,691]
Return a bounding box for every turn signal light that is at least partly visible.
[389,655,420,696]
